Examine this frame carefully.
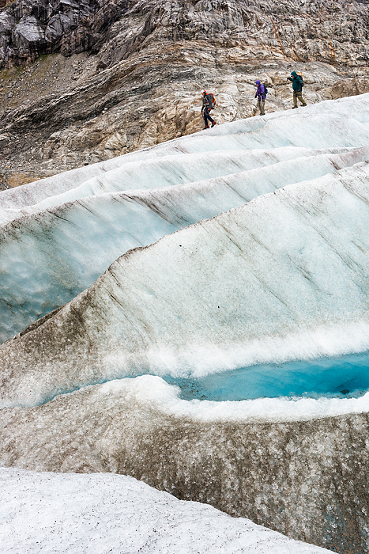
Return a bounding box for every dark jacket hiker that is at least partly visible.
[201,90,216,129]
[287,71,307,109]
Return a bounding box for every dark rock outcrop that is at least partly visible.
[0,0,102,66]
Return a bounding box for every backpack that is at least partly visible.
[263,84,268,95]
[206,93,216,109]
[297,75,304,87]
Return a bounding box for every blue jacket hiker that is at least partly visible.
[255,80,266,116]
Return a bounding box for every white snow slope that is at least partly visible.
[0,468,332,553]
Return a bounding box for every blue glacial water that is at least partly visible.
[163,351,369,401]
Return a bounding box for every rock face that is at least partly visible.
[1,0,368,70]
[0,0,100,66]
[1,0,369,188]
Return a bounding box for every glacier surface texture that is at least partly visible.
[1,95,369,553]
[1,468,332,553]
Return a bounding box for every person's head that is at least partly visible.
[291,71,297,78]
[255,80,260,85]
[202,89,207,96]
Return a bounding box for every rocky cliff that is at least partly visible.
[0,0,369,188]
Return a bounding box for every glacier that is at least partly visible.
[1,145,368,343]
[0,375,367,552]
[2,147,369,407]
[0,95,369,344]
[1,94,369,553]
[0,468,332,553]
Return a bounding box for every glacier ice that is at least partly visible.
[0,95,369,401]
[1,93,369,214]
[1,146,369,342]
[2,154,369,407]
[2,94,369,554]
[0,468,333,553]
[0,376,366,553]
[1,96,369,407]
[1,96,369,344]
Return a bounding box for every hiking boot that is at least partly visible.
[211,121,216,127]
[302,103,307,107]
[292,106,298,109]
[203,125,209,129]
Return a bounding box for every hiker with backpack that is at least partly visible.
[201,90,216,129]
[287,71,307,109]
[254,80,267,116]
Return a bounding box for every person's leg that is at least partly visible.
[204,108,214,128]
[297,92,307,106]
[260,99,265,115]
[293,91,298,108]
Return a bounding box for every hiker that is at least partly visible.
[201,90,216,129]
[287,71,307,109]
[254,80,266,116]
